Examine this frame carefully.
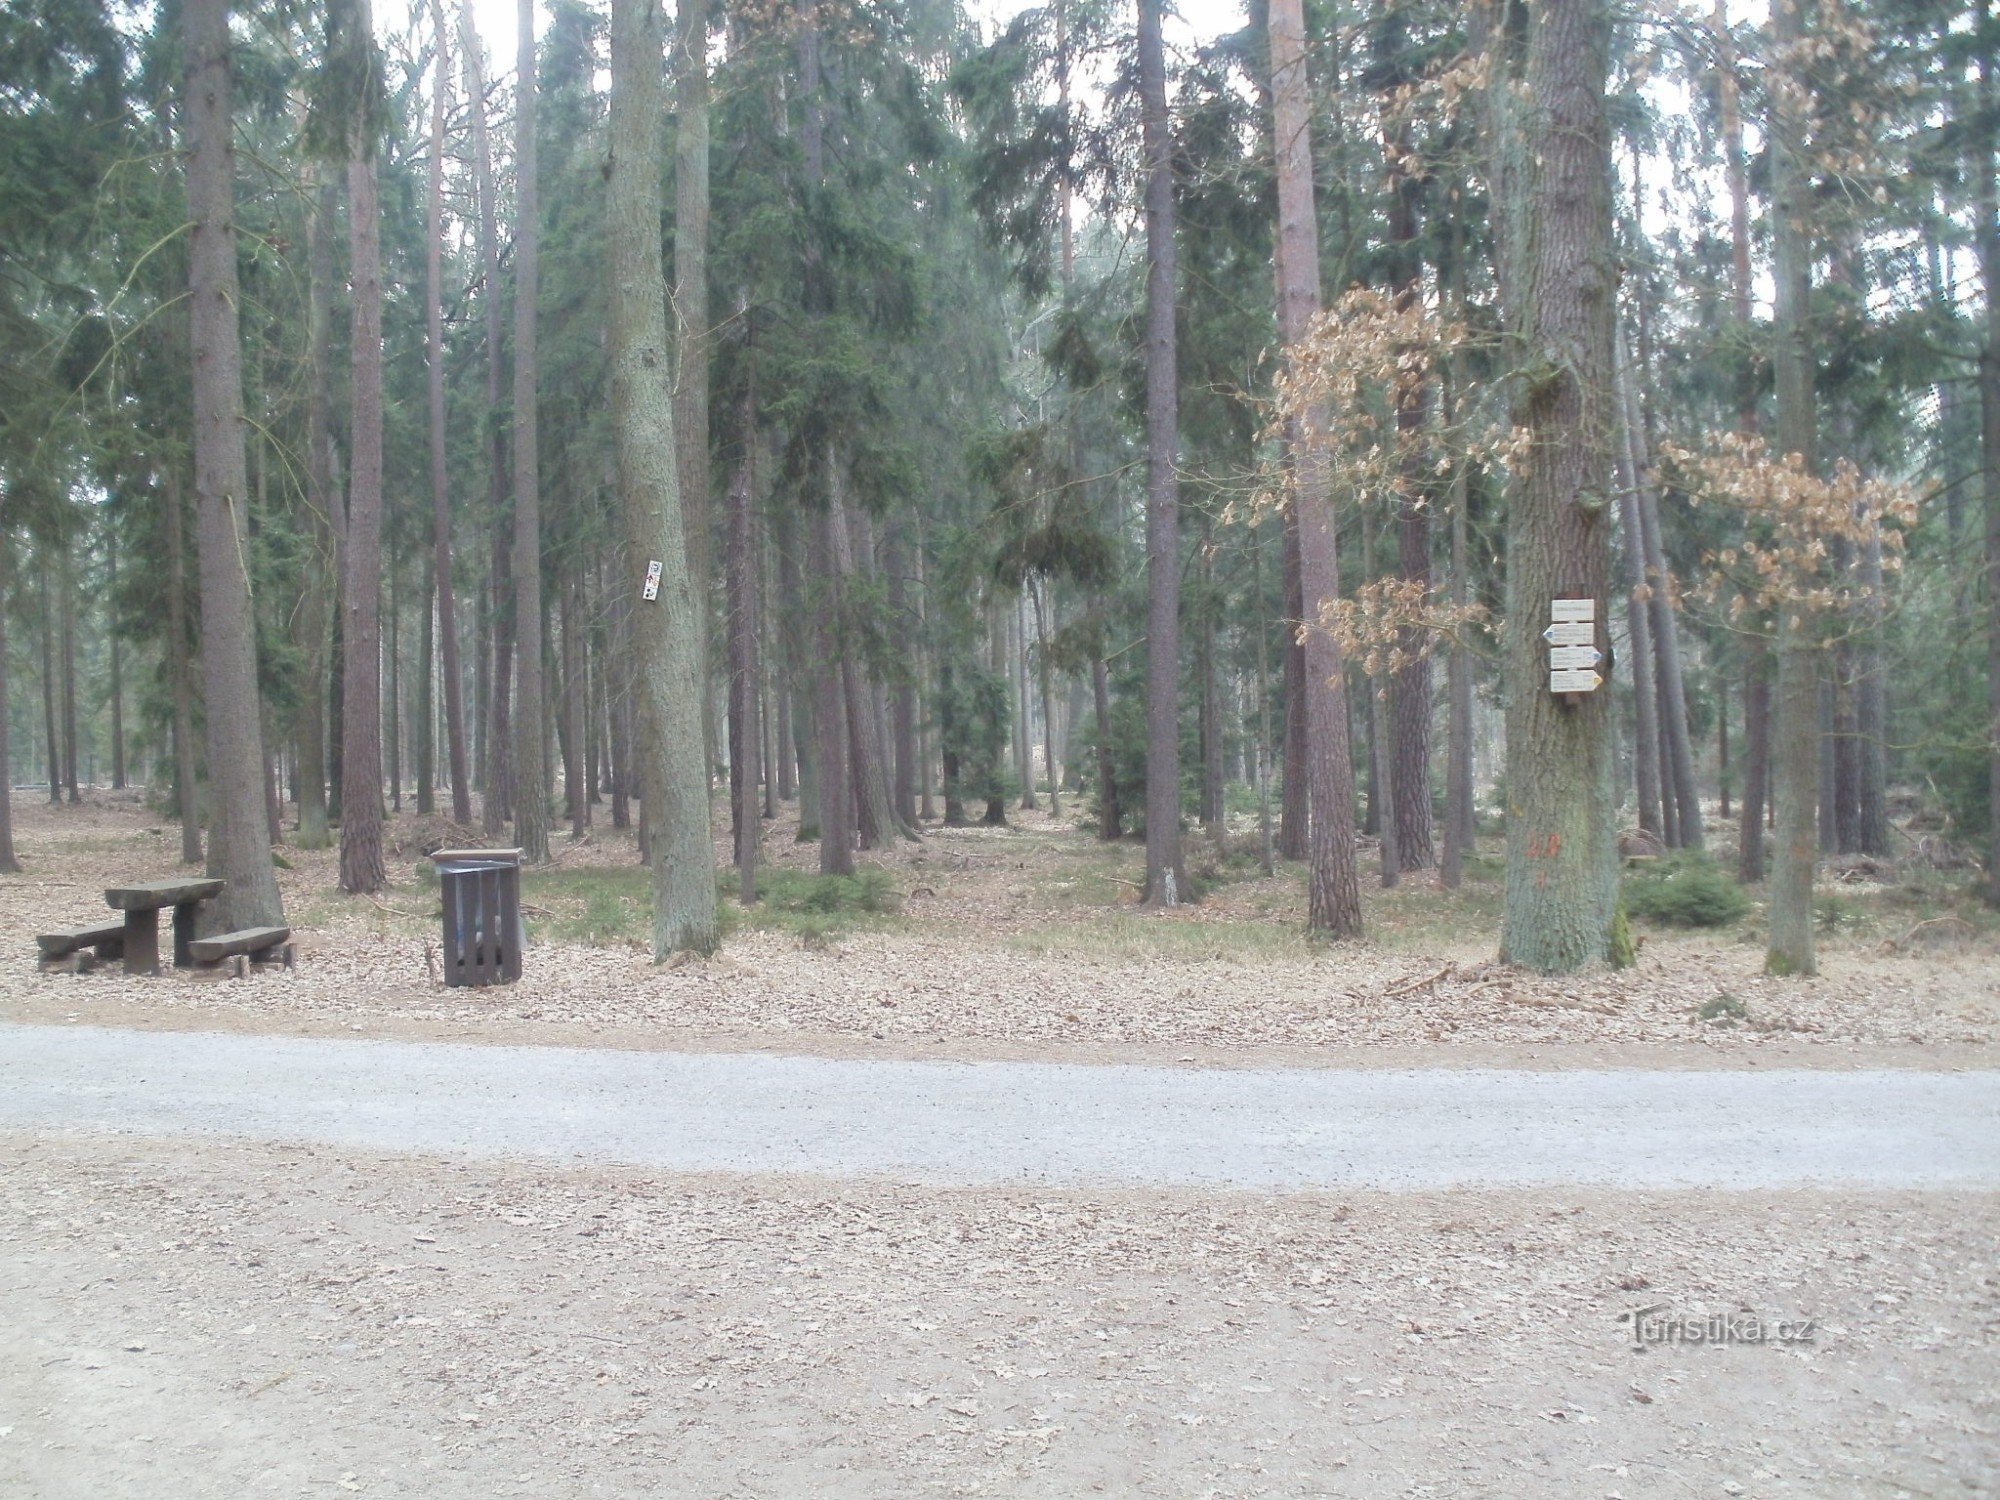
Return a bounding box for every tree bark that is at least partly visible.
[1487,0,1621,973]
[607,0,718,954]
[1137,0,1184,904]
[1976,0,2000,901]
[461,0,513,835]
[60,553,79,802]
[1278,512,1306,859]
[1739,643,1769,880]
[726,395,760,902]
[1616,386,1663,839]
[561,566,587,835]
[1032,579,1061,820]
[1715,0,1758,439]
[1270,0,1362,934]
[426,0,472,825]
[510,0,549,863]
[1766,0,1819,973]
[107,532,126,789]
[184,0,282,928]
[295,179,337,848]
[1384,102,1434,870]
[888,525,918,826]
[417,563,434,812]
[1616,335,1701,850]
[338,3,388,896]
[0,504,18,870]
[674,0,713,766]
[163,474,203,864]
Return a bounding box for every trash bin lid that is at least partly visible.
[430,847,523,868]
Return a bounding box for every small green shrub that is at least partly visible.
[755,867,901,916]
[1696,991,1751,1026]
[1623,853,1751,928]
[1815,894,1867,936]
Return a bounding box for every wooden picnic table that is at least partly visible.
[104,877,224,975]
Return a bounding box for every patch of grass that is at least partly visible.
[1696,991,1751,1026]
[1004,911,1312,964]
[1623,853,1751,928]
[522,866,651,946]
[727,865,905,948]
[1361,878,1507,951]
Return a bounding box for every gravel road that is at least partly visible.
[5,1022,1995,1188]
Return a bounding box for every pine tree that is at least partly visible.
[1487,0,1622,973]
[183,0,283,929]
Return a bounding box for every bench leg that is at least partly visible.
[123,909,159,976]
[172,902,199,969]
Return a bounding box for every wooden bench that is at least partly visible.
[35,922,127,972]
[187,925,294,976]
[104,877,224,974]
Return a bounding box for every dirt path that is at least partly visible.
[7,1023,1996,1189]
[4,1132,1995,1498]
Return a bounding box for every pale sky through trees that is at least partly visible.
[431,0,1246,70]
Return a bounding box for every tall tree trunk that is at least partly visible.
[561,566,587,835]
[0,533,15,870]
[296,176,336,849]
[1092,652,1119,838]
[1616,335,1701,849]
[1271,0,1362,933]
[1137,0,1184,904]
[1032,579,1060,820]
[462,0,513,836]
[836,495,907,845]
[607,0,717,953]
[1013,597,1036,809]
[1197,546,1223,835]
[1740,644,1769,880]
[1277,513,1307,859]
[509,0,549,862]
[726,395,761,902]
[1975,0,2000,901]
[39,563,57,805]
[674,0,713,769]
[1766,0,1819,972]
[888,526,918,825]
[1487,0,1621,973]
[417,563,435,813]
[1715,0,1757,438]
[107,533,126,789]
[1364,507,1400,887]
[60,555,79,802]
[426,0,472,825]
[1439,226,1474,889]
[164,474,203,864]
[184,0,282,928]
[810,504,854,870]
[1616,387,1663,839]
[1383,101,1434,870]
[388,565,402,814]
[338,4,388,897]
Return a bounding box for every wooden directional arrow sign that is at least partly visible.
[1542,621,1595,647]
[1549,644,1603,671]
[1549,667,1604,693]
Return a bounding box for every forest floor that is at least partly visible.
[4,788,1997,1497]
[1,787,1995,1067]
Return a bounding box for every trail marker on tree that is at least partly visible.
[642,560,663,602]
[1547,599,1601,696]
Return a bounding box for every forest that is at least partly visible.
[1,0,1995,981]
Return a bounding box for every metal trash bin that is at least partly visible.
[429,848,525,987]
